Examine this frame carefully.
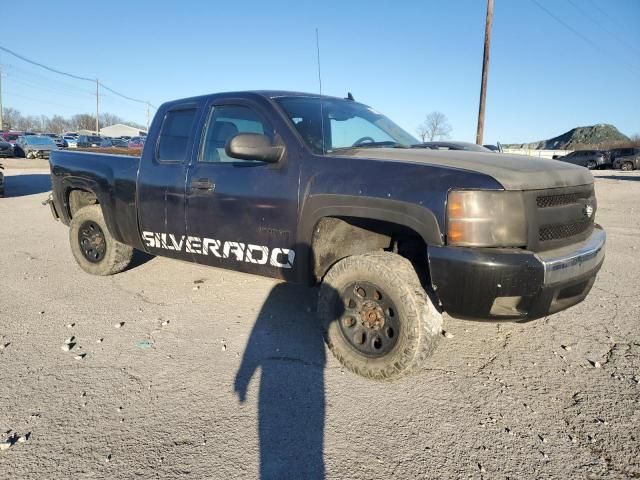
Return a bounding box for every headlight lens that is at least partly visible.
[447,190,527,247]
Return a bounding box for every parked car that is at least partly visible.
[0,162,4,197]
[111,138,129,148]
[52,136,66,148]
[0,139,13,158]
[483,144,502,153]
[2,132,23,146]
[77,135,104,148]
[46,90,605,380]
[414,141,493,152]
[127,137,146,149]
[553,150,609,170]
[14,135,58,159]
[63,136,78,148]
[612,147,640,171]
[99,138,114,147]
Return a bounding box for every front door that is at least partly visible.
[185,100,299,280]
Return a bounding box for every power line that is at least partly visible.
[7,75,95,100]
[0,44,156,108]
[587,0,633,33]
[530,0,640,77]
[4,63,97,96]
[568,0,640,58]
[0,45,94,82]
[3,90,80,110]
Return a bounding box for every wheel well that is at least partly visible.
[310,216,429,284]
[67,188,98,218]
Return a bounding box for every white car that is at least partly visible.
[63,136,78,148]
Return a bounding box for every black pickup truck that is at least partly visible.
[47,91,606,380]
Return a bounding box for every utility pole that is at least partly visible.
[146,102,150,132]
[95,78,100,134]
[475,0,493,145]
[0,65,4,131]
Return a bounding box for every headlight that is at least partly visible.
[447,190,527,247]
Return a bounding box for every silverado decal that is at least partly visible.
[141,231,295,268]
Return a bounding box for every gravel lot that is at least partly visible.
[0,159,638,479]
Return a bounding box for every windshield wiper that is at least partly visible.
[328,141,409,153]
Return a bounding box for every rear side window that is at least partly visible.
[157,108,197,162]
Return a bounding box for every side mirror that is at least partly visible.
[225,133,283,163]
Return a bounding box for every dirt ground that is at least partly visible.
[0,159,638,479]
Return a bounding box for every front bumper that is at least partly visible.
[428,226,606,321]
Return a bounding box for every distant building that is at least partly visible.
[99,124,147,138]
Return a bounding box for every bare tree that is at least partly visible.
[71,114,98,131]
[1,107,144,133]
[47,115,70,134]
[415,124,430,143]
[1,107,21,130]
[100,113,124,127]
[416,111,452,142]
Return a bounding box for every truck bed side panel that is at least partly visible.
[50,150,143,249]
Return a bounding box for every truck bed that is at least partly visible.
[49,150,142,248]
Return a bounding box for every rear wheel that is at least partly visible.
[69,205,133,275]
[586,160,597,170]
[319,252,442,380]
[621,161,634,171]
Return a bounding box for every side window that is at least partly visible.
[157,108,197,162]
[200,105,270,163]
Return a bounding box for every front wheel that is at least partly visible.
[69,205,133,275]
[586,160,597,170]
[621,162,634,171]
[319,252,443,380]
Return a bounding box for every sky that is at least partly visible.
[0,0,638,143]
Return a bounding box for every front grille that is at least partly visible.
[536,189,592,208]
[539,219,591,242]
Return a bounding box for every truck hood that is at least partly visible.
[342,148,593,190]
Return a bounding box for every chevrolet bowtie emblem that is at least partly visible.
[583,203,594,218]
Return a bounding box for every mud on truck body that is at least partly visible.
[46,91,605,380]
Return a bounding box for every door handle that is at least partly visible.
[191,178,215,191]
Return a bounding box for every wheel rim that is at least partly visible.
[338,281,400,358]
[78,220,106,263]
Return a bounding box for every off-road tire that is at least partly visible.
[319,252,443,380]
[69,205,133,275]
[621,162,634,171]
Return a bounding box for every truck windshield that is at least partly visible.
[275,96,418,154]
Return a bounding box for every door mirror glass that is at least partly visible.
[225,133,283,163]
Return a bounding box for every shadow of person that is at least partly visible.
[234,253,343,479]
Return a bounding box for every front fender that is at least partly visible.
[298,194,444,247]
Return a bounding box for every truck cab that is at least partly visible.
[48,91,606,380]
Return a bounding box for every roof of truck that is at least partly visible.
[159,90,355,109]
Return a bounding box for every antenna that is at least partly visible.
[315,28,322,96]
[315,28,326,153]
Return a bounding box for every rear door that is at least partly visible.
[137,104,200,261]
[184,99,299,279]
